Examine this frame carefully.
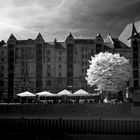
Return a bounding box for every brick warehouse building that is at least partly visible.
[0,21,140,101]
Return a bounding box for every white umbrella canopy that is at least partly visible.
[36,91,55,97]
[57,89,72,96]
[73,89,89,96]
[16,91,36,97]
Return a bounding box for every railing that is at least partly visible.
[0,118,140,134]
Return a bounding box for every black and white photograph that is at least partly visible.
[0,0,140,139]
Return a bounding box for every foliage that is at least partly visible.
[86,52,132,93]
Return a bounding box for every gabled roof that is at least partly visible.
[1,43,7,47]
[104,34,114,48]
[54,40,65,49]
[16,39,35,45]
[112,38,130,49]
[75,39,94,44]
[0,40,6,47]
[119,21,140,47]
[104,34,130,49]
[103,44,113,51]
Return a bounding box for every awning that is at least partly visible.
[16,91,36,97]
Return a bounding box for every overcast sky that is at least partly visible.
[0,0,140,42]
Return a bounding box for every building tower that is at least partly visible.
[95,33,104,54]
[65,33,74,91]
[35,33,44,93]
[7,34,16,101]
[129,22,140,88]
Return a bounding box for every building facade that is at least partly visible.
[0,21,140,100]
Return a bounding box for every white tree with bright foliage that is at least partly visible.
[86,52,132,94]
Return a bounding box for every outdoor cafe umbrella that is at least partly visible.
[36,91,55,100]
[17,91,36,97]
[36,91,55,97]
[57,89,72,96]
[72,89,89,96]
[71,89,89,102]
[16,91,36,102]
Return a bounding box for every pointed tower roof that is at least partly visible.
[69,32,73,37]
[10,34,15,38]
[95,32,103,42]
[68,32,73,38]
[36,32,44,42]
[65,32,74,43]
[119,21,140,46]
[7,33,17,43]
[131,22,138,37]
[96,32,102,38]
[37,32,43,38]
[127,22,139,40]
[54,38,57,43]
[9,34,16,39]
[104,34,114,48]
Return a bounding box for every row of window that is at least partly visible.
[81,47,87,52]
[82,61,89,66]
[82,54,88,59]
[16,48,35,57]
[46,80,65,87]
[47,64,62,70]
[2,49,63,58]
[47,50,62,55]
[14,57,63,63]
[47,72,62,77]
[0,72,63,78]
[0,51,93,63]
[0,57,65,63]
[14,79,65,89]
[82,68,88,74]
[81,53,91,59]
[81,45,102,54]
[46,47,93,56]
[46,57,63,62]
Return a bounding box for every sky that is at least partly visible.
[0,0,140,42]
